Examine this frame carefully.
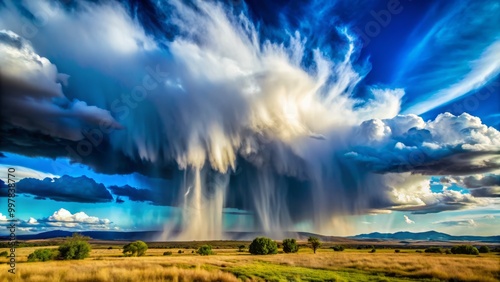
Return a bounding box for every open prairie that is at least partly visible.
[1,242,499,282]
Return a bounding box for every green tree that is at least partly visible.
[331,245,344,252]
[123,240,148,257]
[197,245,213,255]
[450,245,479,255]
[27,248,58,262]
[58,233,91,260]
[425,247,443,253]
[249,237,278,255]
[478,246,490,253]
[238,245,246,252]
[308,237,321,254]
[282,238,298,253]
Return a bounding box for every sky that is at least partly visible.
[0,0,499,239]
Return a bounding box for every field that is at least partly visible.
[0,241,499,282]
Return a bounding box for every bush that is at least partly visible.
[249,237,278,255]
[123,240,148,257]
[370,248,376,253]
[0,251,8,257]
[27,248,58,262]
[425,247,443,253]
[197,245,213,256]
[331,245,344,252]
[451,245,479,255]
[416,250,423,253]
[445,249,452,254]
[58,233,91,260]
[163,251,172,256]
[282,239,298,253]
[238,245,246,252]
[178,250,184,254]
[107,246,113,250]
[308,237,321,254]
[478,246,490,253]
[394,249,400,253]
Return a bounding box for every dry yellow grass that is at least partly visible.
[0,247,498,281]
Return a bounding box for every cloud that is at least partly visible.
[440,174,500,197]
[347,112,500,175]
[0,29,123,141]
[0,209,113,233]
[403,41,500,115]
[404,215,415,224]
[434,218,477,227]
[0,175,113,203]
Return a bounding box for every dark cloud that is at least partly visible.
[1,175,113,203]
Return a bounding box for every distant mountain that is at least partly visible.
[4,230,349,242]
[349,231,500,242]
[4,230,163,241]
[3,229,499,242]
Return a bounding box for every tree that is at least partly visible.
[450,245,479,255]
[197,245,213,256]
[123,240,148,257]
[249,237,278,255]
[27,248,58,262]
[238,245,246,252]
[425,247,443,253]
[478,246,490,253]
[331,245,344,252]
[58,233,91,260]
[308,237,321,254]
[282,238,298,253]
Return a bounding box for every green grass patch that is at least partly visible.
[226,261,424,282]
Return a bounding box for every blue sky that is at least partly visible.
[0,0,499,239]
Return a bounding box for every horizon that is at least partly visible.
[1,0,500,241]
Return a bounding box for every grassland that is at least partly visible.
[0,242,499,282]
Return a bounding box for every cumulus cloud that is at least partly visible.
[348,112,500,174]
[404,215,415,224]
[0,175,113,203]
[0,209,113,233]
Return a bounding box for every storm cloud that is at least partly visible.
[0,175,114,203]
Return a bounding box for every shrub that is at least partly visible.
[425,247,443,253]
[282,239,298,253]
[191,250,195,253]
[331,245,344,252]
[178,250,184,254]
[0,251,8,257]
[308,237,321,254]
[123,240,148,257]
[197,245,213,256]
[445,249,452,254]
[394,249,400,253]
[163,251,172,256]
[416,250,423,253]
[478,246,490,253]
[107,246,113,250]
[238,245,246,252]
[58,233,91,260]
[370,248,376,253]
[27,248,58,262]
[451,245,479,255]
[249,237,278,255]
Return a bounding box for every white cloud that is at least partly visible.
[404,215,415,224]
[403,40,500,115]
